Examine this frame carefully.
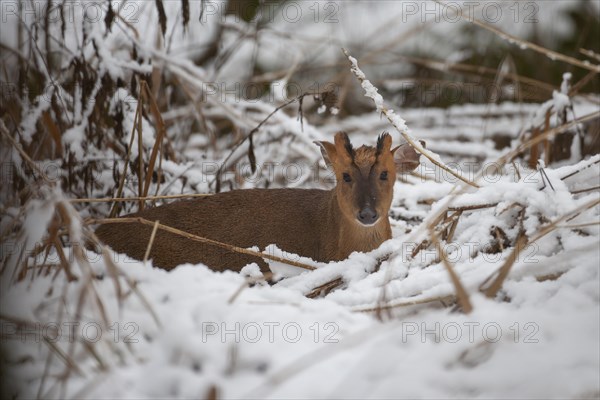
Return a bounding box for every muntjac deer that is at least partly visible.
[96,132,421,272]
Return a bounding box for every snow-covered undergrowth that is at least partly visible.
[2,149,599,399]
[2,1,599,399]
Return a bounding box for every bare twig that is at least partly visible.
[571,186,600,195]
[561,158,600,181]
[137,81,145,211]
[353,295,456,313]
[342,48,479,188]
[140,81,167,200]
[71,193,212,204]
[305,277,344,299]
[110,88,141,218]
[434,0,600,73]
[211,91,319,191]
[429,228,473,313]
[228,272,273,304]
[579,48,600,63]
[502,111,599,165]
[91,217,317,271]
[556,222,600,229]
[482,210,527,298]
[535,198,600,238]
[448,203,497,212]
[0,120,51,184]
[143,220,160,263]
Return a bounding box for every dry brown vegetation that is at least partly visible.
[1,1,599,398]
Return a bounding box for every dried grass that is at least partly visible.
[1,2,598,396]
[341,45,599,313]
[429,228,473,313]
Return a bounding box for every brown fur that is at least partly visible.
[353,146,377,168]
[95,132,421,272]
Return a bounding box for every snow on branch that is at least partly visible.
[342,48,479,188]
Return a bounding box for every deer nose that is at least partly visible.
[357,207,378,225]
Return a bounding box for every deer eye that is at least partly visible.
[342,173,352,183]
[380,171,388,181]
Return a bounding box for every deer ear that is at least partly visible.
[391,141,424,172]
[333,131,354,163]
[377,132,393,154]
[314,140,337,168]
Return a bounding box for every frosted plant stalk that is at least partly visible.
[342,48,479,188]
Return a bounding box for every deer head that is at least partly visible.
[316,131,421,226]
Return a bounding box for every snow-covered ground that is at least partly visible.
[2,167,600,398]
[1,1,599,399]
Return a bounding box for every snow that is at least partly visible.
[552,91,571,114]
[19,99,51,145]
[3,138,599,398]
[347,55,385,112]
[2,1,599,399]
[561,72,572,94]
[3,232,598,398]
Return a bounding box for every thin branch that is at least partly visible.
[580,48,600,63]
[143,220,160,263]
[571,186,600,195]
[91,217,317,271]
[137,82,145,211]
[556,221,600,229]
[342,48,479,188]
[429,228,473,313]
[109,95,140,217]
[532,198,600,240]
[0,120,51,184]
[71,193,212,204]
[211,91,318,191]
[140,81,167,200]
[560,158,600,181]
[353,295,456,313]
[448,203,497,212]
[501,111,600,165]
[434,0,600,73]
[305,277,344,299]
[482,215,527,298]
